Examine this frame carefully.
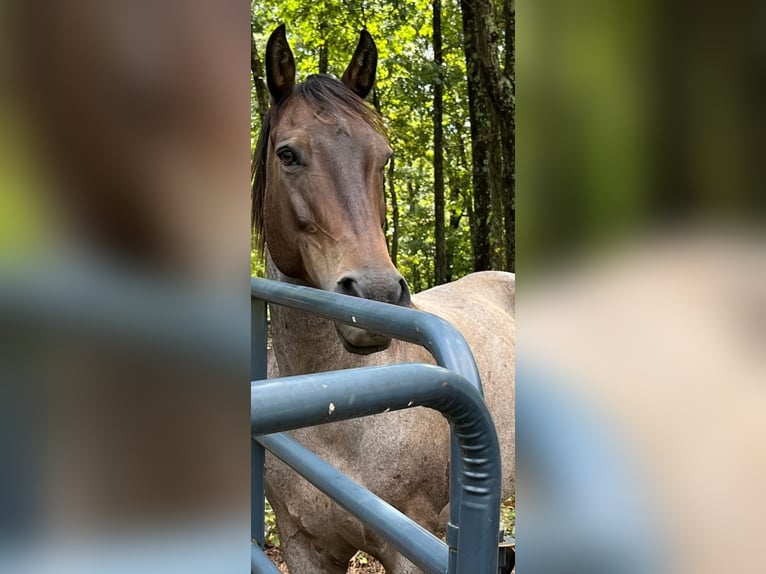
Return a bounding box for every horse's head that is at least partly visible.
[254,25,411,355]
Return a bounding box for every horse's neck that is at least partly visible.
[266,252,365,376]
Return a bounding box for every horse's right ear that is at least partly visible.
[341,29,377,99]
[265,24,295,105]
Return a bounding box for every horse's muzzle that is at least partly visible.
[333,270,411,355]
[335,271,411,306]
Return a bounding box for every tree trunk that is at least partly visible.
[461,0,492,271]
[456,132,473,270]
[445,184,464,283]
[460,0,515,272]
[489,127,506,269]
[503,0,515,271]
[471,0,514,121]
[251,23,269,122]
[433,0,447,284]
[470,0,515,272]
[389,156,399,266]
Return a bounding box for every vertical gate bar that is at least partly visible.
[251,298,268,380]
[251,440,266,548]
[447,433,460,574]
[251,298,268,547]
[252,543,282,574]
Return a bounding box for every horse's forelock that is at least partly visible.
[296,74,386,136]
[251,74,386,255]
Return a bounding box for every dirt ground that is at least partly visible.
[261,497,514,573]
[265,548,385,573]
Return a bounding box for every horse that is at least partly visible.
[253,25,515,574]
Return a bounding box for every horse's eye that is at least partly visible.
[277,149,297,166]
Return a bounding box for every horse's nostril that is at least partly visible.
[337,272,411,306]
[337,275,366,298]
[398,277,412,306]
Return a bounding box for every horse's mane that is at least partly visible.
[251,74,386,254]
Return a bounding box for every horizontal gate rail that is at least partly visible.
[250,278,482,392]
[251,278,501,574]
[257,434,448,574]
[252,364,501,574]
[252,363,489,435]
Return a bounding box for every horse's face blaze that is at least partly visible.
[259,26,411,354]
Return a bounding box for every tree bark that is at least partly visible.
[489,127,505,269]
[433,0,447,284]
[471,0,514,122]
[251,23,269,122]
[461,0,492,271]
[503,0,515,271]
[459,0,515,272]
[472,0,515,271]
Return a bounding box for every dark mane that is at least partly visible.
[251,74,386,254]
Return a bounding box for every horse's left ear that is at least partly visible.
[266,24,296,105]
[341,29,377,99]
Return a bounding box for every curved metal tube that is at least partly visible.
[252,363,502,574]
[251,278,493,573]
[251,545,281,574]
[257,433,448,574]
[250,278,482,392]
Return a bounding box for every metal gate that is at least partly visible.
[251,277,509,574]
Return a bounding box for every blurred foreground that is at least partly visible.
[519,230,766,574]
[518,0,765,571]
[1,1,251,573]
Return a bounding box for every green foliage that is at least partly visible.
[251,0,499,288]
[264,499,279,547]
[501,494,515,538]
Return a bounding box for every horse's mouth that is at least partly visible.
[335,323,392,355]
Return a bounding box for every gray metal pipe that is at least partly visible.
[250,299,268,546]
[257,433,449,574]
[250,278,481,392]
[251,544,281,574]
[251,277,483,573]
[252,363,501,574]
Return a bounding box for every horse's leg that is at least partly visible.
[279,528,356,574]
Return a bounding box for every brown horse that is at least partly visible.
[254,25,515,574]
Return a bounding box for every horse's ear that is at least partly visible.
[265,24,295,105]
[341,29,377,99]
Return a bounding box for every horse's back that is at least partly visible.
[414,271,514,317]
[412,271,515,350]
[412,271,515,493]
